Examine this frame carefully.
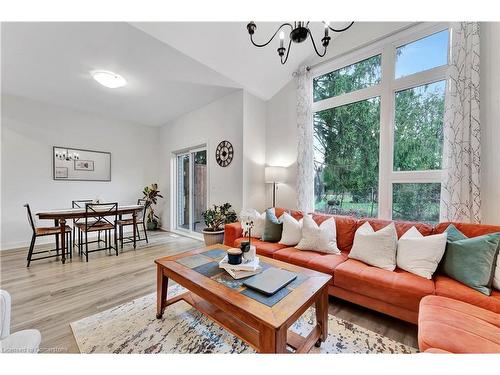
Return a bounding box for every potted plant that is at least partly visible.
[142,183,164,230]
[201,203,237,245]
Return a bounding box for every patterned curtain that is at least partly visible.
[440,22,481,223]
[295,65,314,213]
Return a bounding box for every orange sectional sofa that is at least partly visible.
[224,208,500,353]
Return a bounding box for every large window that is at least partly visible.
[313,55,381,101]
[314,98,380,217]
[313,24,449,223]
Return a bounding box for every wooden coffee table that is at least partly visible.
[155,244,332,353]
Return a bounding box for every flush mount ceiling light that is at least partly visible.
[246,21,354,65]
[91,70,127,88]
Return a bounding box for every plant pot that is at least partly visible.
[202,229,225,246]
[146,221,158,230]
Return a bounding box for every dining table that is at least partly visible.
[36,204,144,264]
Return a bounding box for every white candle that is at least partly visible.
[325,22,329,37]
[279,31,284,48]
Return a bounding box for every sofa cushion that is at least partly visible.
[435,221,500,292]
[261,208,283,242]
[434,275,500,313]
[312,213,357,252]
[273,247,347,276]
[234,237,288,258]
[278,212,303,246]
[440,224,500,295]
[334,259,435,311]
[396,227,447,279]
[296,216,340,254]
[348,222,398,271]
[357,218,434,238]
[418,295,500,353]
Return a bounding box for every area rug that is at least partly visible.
[70,285,418,354]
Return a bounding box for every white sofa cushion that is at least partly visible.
[396,226,447,279]
[295,215,340,254]
[349,222,398,271]
[279,212,303,246]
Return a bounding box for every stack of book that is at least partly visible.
[219,254,262,279]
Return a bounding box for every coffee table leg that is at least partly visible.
[259,324,287,353]
[315,286,328,346]
[156,265,168,319]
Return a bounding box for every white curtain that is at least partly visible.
[295,65,314,213]
[440,22,481,223]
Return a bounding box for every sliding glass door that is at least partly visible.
[175,148,207,234]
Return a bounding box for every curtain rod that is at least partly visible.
[304,22,420,72]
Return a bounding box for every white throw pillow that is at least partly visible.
[295,215,340,254]
[492,257,500,291]
[349,222,398,271]
[238,208,270,239]
[279,212,303,246]
[396,226,447,279]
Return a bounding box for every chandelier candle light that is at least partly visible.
[246,21,354,65]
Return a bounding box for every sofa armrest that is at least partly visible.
[224,222,243,246]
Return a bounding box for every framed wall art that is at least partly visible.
[53,146,111,181]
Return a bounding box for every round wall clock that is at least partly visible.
[215,140,234,167]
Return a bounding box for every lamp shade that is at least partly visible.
[265,166,286,183]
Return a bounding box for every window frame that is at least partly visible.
[311,22,449,220]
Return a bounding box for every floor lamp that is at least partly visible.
[265,166,286,207]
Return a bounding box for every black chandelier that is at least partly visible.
[246,21,354,65]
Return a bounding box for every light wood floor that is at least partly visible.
[0,231,418,353]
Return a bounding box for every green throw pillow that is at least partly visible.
[261,208,283,242]
[441,224,500,295]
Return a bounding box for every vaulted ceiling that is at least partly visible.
[1,22,239,126]
[2,22,413,126]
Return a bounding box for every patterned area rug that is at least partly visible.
[71,286,418,354]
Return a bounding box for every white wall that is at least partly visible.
[265,80,298,209]
[159,90,244,231]
[480,22,500,224]
[242,92,266,211]
[1,95,160,250]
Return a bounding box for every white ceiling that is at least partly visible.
[2,22,413,126]
[132,22,349,100]
[1,22,240,126]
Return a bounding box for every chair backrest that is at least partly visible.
[72,200,93,224]
[72,199,93,208]
[137,199,148,222]
[84,202,118,230]
[23,204,36,233]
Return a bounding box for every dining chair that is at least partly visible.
[117,199,149,248]
[75,202,118,262]
[24,203,72,267]
[71,199,95,254]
